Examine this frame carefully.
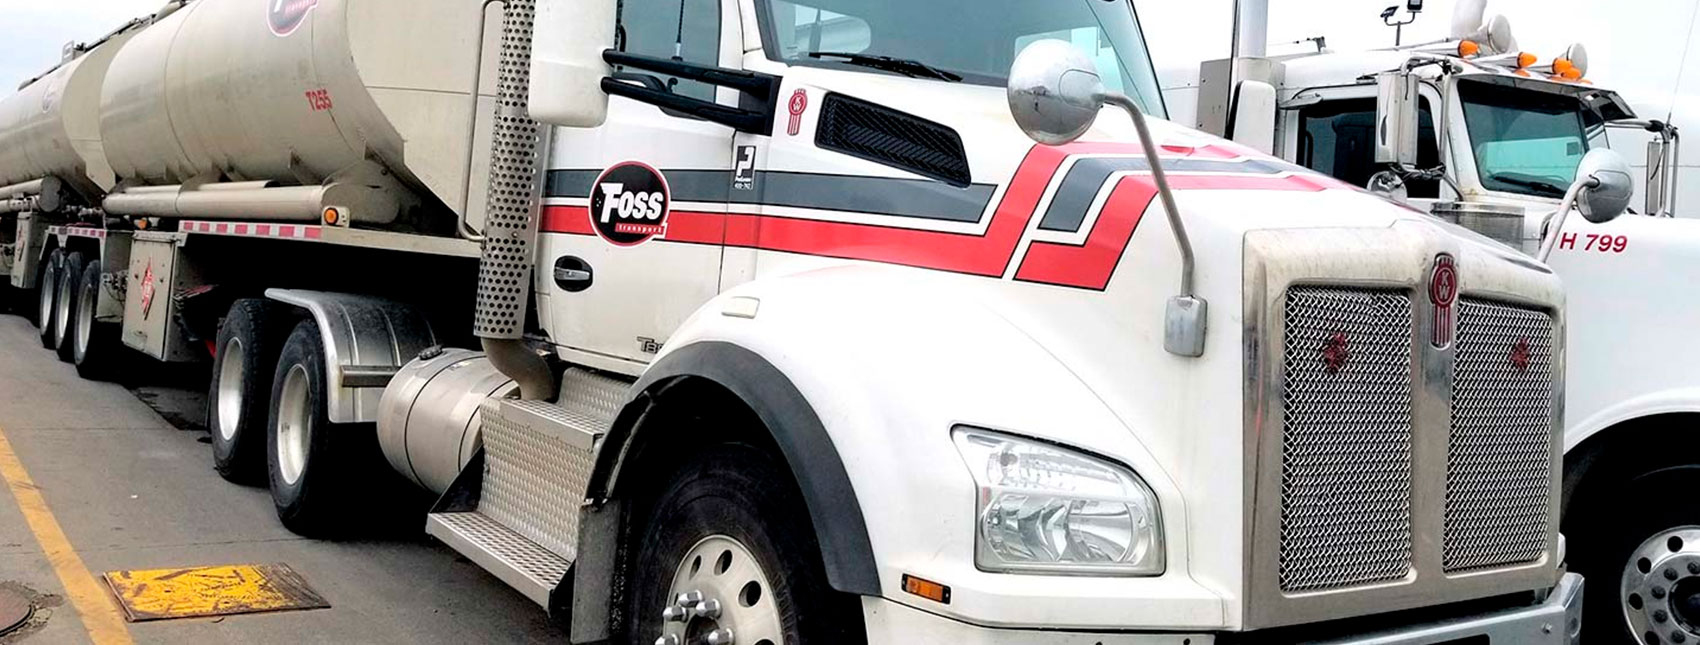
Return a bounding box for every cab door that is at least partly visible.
[538,0,739,368]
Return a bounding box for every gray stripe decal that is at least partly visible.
[546,169,994,223]
[1038,157,1290,232]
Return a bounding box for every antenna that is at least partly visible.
[1382,0,1425,46]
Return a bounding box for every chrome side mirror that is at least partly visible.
[1575,148,1632,224]
[1536,148,1633,261]
[1007,40,1106,145]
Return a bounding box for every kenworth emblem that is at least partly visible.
[1430,254,1458,348]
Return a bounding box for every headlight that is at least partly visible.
[952,428,1164,576]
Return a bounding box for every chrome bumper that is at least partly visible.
[1313,573,1583,645]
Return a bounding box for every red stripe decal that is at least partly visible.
[257,224,271,236]
[1015,176,1156,290]
[280,226,295,238]
[304,227,323,240]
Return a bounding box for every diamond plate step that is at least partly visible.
[426,511,571,607]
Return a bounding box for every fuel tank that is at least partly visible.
[377,348,518,495]
[96,0,500,220]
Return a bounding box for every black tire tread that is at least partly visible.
[266,320,387,538]
[54,251,88,362]
[36,249,61,347]
[210,299,296,484]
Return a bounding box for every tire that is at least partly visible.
[209,299,295,484]
[622,443,865,645]
[266,319,385,537]
[1571,463,1700,645]
[53,251,87,362]
[35,249,61,347]
[72,260,124,380]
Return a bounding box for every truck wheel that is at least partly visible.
[209,299,294,484]
[622,443,864,645]
[266,319,381,537]
[72,260,122,380]
[1572,464,1700,644]
[53,251,87,362]
[35,249,61,346]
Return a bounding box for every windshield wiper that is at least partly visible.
[806,51,963,82]
[1488,172,1569,197]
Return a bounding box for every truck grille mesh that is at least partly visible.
[1279,288,1414,593]
[1444,299,1556,572]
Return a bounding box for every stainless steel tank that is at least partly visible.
[98,0,501,222]
[378,349,518,495]
[0,20,145,203]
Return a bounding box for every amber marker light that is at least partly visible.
[1517,52,1537,68]
[901,574,951,604]
[323,207,341,226]
[1458,40,1481,57]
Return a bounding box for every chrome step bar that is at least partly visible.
[425,368,627,608]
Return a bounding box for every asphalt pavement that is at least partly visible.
[0,314,566,644]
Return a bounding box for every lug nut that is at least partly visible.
[1673,631,1688,644]
[1657,587,1670,599]
[677,590,705,606]
[697,598,722,619]
[1658,609,1671,623]
[1690,562,1700,575]
[1669,568,1681,581]
[704,628,735,645]
[662,605,689,622]
[654,636,681,645]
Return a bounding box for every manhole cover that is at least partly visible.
[0,588,31,636]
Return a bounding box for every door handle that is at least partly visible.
[553,256,594,292]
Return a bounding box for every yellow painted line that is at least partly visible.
[103,563,329,622]
[0,423,133,644]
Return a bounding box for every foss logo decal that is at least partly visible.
[268,0,319,37]
[590,162,671,246]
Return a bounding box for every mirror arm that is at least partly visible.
[1098,91,1208,357]
[599,50,782,134]
[1536,177,1599,262]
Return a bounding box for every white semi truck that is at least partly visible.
[0,0,1607,642]
[1171,2,1700,642]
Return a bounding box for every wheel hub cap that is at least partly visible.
[216,339,247,442]
[276,365,311,485]
[656,535,782,645]
[1624,526,1700,644]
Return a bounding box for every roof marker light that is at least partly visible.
[1516,52,1536,68]
[1458,40,1481,57]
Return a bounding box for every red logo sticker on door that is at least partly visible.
[268,0,319,37]
[589,162,671,246]
[787,89,809,136]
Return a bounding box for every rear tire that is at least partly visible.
[622,443,865,645]
[72,260,123,380]
[266,320,384,537]
[35,249,61,346]
[53,251,87,362]
[210,299,295,484]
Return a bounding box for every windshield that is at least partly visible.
[752,0,1166,117]
[1458,79,1590,198]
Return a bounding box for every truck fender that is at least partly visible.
[264,289,438,424]
[1563,387,1700,455]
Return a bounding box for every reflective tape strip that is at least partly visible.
[180,221,324,240]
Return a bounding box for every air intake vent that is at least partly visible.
[815,94,971,187]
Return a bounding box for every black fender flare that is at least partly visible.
[597,340,881,596]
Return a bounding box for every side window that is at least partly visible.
[616,0,722,102]
[1296,97,1440,198]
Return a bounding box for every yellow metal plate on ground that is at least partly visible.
[101,564,329,622]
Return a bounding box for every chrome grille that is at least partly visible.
[1444,299,1556,572]
[1279,288,1415,593]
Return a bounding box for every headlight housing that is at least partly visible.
[952,427,1164,576]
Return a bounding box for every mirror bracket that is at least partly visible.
[600,50,782,134]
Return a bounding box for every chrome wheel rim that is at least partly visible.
[216,338,246,442]
[52,266,73,345]
[36,262,54,329]
[275,364,311,486]
[74,272,95,360]
[1623,526,1700,644]
[655,535,783,645]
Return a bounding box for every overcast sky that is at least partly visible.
[0,0,158,89]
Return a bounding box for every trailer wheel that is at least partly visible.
[52,251,87,362]
[623,443,863,645]
[1571,464,1700,644]
[209,300,295,483]
[266,319,382,537]
[71,260,123,380]
[35,249,61,347]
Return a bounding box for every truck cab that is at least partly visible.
[1184,11,1700,642]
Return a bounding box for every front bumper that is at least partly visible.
[862,573,1583,644]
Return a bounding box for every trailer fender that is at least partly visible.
[264,289,438,423]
